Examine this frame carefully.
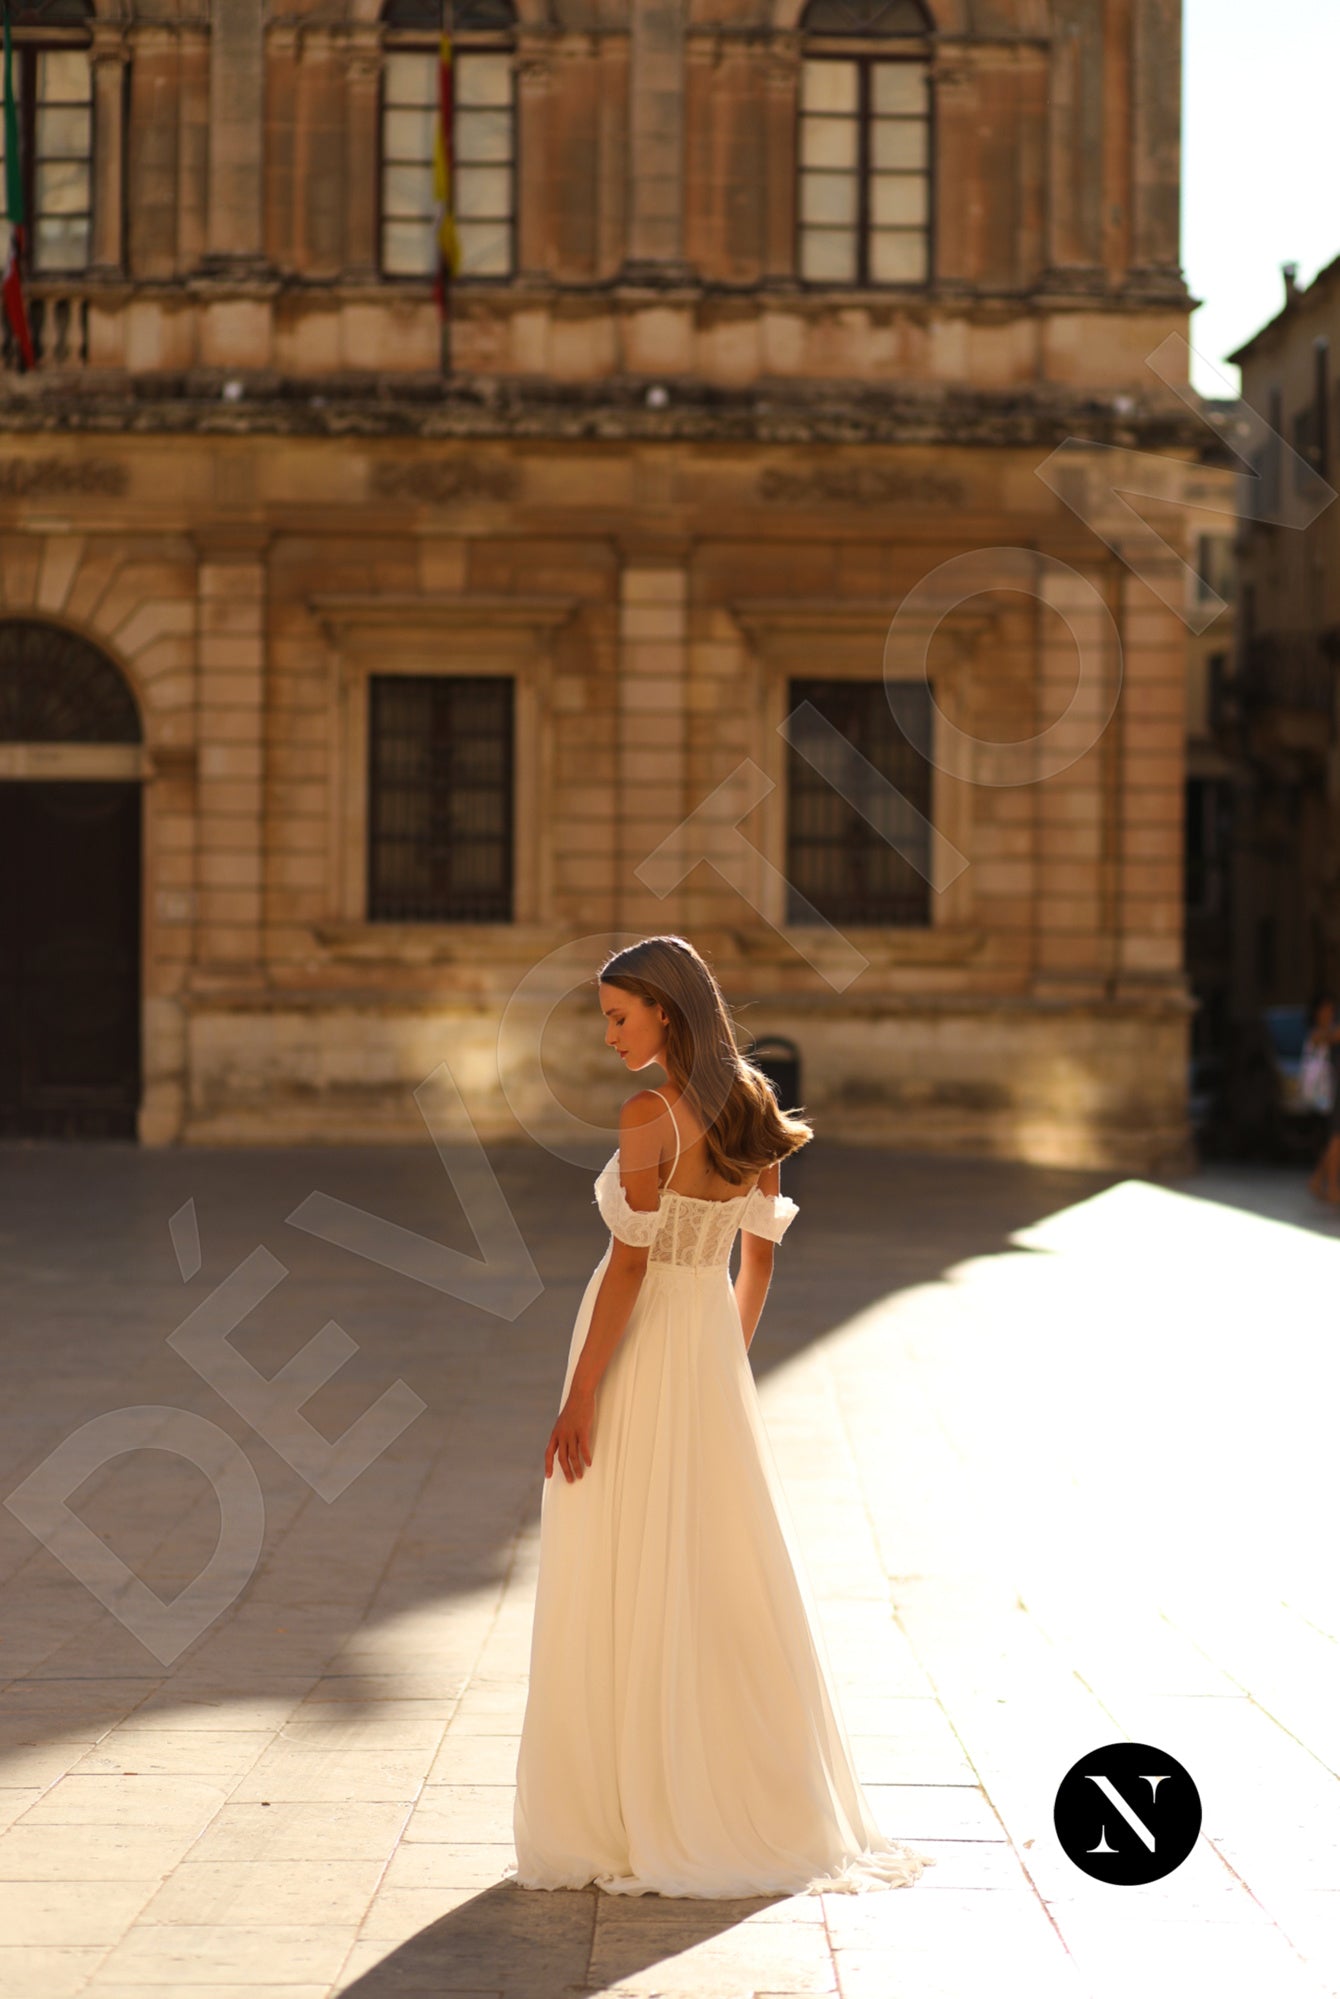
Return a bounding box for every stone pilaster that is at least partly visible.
[759,41,798,285]
[1032,559,1122,997]
[177,28,210,272]
[1115,565,1188,993]
[194,533,268,967]
[515,40,552,278]
[343,28,381,280]
[1041,0,1105,290]
[205,0,266,269]
[89,25,128,274]
[623,0,692,282]
[1129,0,1186,293]
[616,547,689,932]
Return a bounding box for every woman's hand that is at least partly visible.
[545,1385,595,1483]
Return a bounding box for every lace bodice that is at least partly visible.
[593,1089,798,1270]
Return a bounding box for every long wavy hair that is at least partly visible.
[598,935,814,1185]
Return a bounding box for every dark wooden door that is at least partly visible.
[0,781,141,1138]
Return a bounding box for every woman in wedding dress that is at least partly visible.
[509,935,935,1899]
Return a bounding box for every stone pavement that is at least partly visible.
[0,1137,1337,1999]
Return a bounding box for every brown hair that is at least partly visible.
[598,934,814,1185]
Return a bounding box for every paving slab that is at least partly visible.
[0,1140,1336,1998]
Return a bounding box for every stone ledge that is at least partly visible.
[0,374,1215,448]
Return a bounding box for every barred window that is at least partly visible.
[367,675,514,923]
[379,0,516,281]
[797,0,932,287]
[0,1,94,274]
[785,679,933,927]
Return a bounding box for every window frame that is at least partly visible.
[1,24,96,277]
[730,603,980,943]
[783,674,936,928]
[318,594,570,932]
[796,43,935,290]
[365,669,517,924]
[376,25,518,286]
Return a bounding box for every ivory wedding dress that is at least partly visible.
[509,1089,935,1898]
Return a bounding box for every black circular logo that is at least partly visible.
[1054,1741,1201,1885]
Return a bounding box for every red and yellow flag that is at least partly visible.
[433,31,462,316]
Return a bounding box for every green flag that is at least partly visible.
[2,4,21,228]
[1,1,34,368]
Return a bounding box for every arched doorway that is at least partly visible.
[0,620,143,1138]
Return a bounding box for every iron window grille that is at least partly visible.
[784,677,933,926]
[366,673,515,922]
[0,618,141,742]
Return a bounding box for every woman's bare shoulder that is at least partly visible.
[620,1090,668,1125]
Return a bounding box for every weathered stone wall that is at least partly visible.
[32,0,1191,382]
[0,419,1198,1168]
[0,0,1200,1168]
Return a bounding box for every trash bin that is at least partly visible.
[744,1034,801,1110]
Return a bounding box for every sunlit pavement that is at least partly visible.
[0,1138,1336,1999]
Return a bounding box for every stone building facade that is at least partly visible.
[1227,261,1340,1019]
[1180,427,1241,1101]
[0,0,1208,1171]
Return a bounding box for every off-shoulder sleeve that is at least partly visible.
[593,1154,664,1247]
[740,1183,799,1244]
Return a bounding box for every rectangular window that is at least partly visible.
[380,48,515,279]
[453,52,513,275]
[0,44,93,273]
[1194,532,1235,605]
[380,52,438,278]
[367,675,514,922]
[798,56,929,287]
[784,678,932,926]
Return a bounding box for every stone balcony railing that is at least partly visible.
[0,284,91,371]
[0,269,1202,399]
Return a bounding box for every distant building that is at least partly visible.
[0,0,1207,1172]
[1179,410,1241,1109]
[1227,260,1340,1021]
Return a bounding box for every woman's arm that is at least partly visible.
[734,1156,781,1353]
[547,1094,662,1482]
[735,1238,775,1353]
[571,1255,647,1399]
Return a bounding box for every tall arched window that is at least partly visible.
[0,0,94,274]
[380,0,517,281]
[797,0,933,287]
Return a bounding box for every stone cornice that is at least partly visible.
[0,377,1217,451]
[5,271,1196,314]
[310,593,580,646]
[729,597,999,653]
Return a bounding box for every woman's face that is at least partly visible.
[600,983,667,1072]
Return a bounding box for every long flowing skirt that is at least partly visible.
[509,1245,936,1898]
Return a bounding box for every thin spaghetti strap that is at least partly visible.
[646,1087,681,1180]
